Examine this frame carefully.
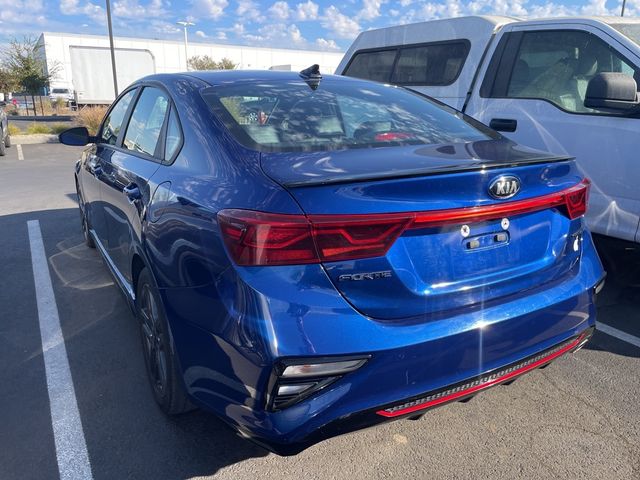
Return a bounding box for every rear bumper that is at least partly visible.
[162,232,604,455]
[250,327,594,456]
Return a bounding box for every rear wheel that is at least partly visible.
[0,130,5,156]
[136,268,193,415]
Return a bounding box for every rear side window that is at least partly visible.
[164,107,182,161]
[344,41,470,86]
[100,89,136,145]
[122,87,169,157]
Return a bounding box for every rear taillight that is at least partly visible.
[218,179,590,266]
[218,210,317,265]
[564,178,590,219]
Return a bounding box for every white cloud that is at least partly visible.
[215,31,228,40]
[315,37,341,50]
[269,1,291,20]
[236,0,262,22]
[357,0,387,21]
[150,20,181,34]
[195,30,208,38]
[58,0,105,24]
[295,0,319,20]
[321,5,361,39]
[288,23,304,43]
[113,0,166,18]
[232,22,245,35]
[191,0,228,19]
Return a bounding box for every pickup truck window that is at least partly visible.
[344,40,470,87]
[503,30,640,114]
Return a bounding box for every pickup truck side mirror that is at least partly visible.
[59,126,98,146]
[584,72,640,112]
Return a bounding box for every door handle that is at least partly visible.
[123,183,142,203]
[489,118,518,132]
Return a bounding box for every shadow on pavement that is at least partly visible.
[2,208,268,480]
[4,206,639,479]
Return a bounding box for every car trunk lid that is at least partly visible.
[257,140,586,320]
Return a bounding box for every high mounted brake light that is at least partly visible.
[218,179,590,266]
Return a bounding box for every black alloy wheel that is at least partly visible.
[136,268,193,415]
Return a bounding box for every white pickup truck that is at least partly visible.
[336,16,640,259]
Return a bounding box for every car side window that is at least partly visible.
[164,107,182,161]
[505,30,640,114]
[122,87,169,157]
[100,89,136,145]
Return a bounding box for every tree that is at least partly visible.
[1,37,59,115]
[188,55,237,71]
[0,67,18,98]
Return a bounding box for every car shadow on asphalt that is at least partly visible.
[5,207,639,479]
[3,208,269,480]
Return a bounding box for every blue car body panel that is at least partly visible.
[73,70,605,454]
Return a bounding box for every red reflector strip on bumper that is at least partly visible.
[376,335,583,418]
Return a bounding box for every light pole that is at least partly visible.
[621,0,626,16]
[176,21,195,70]
[106,0,118,96]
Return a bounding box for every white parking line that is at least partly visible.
[27,220,93,480]
[17,144,24,161]
[597,321,640,349]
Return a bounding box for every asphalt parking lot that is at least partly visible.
[1,143,639,480]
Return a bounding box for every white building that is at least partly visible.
[37,32,344,104]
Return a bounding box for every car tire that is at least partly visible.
[136,268,193,415]
[0,130,5,156]
[5,134,11,148]
[77,190,95,248]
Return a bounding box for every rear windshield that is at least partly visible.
[52,88,70,94]
[201,78,496,153]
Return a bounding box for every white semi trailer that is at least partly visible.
[70,47,156,105]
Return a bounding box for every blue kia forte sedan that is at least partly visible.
[60,67,605,455]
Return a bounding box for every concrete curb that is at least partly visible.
[8,115,73,121]
[12,134,60,145]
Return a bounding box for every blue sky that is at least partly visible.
[0,0,635,51]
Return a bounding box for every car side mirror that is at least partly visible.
[584,72,640,112]
[59,127,97,146]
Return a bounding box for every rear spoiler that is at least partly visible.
[279,155,574,188]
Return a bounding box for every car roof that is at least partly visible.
[177,69,353,87]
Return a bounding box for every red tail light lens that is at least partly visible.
[218,210,318,265]
[564,178,590,219]
[218,179,590,266]
[311,215,412,262]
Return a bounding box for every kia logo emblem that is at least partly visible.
[489,175,521,199]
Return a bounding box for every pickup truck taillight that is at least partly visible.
[218,179,590,266]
